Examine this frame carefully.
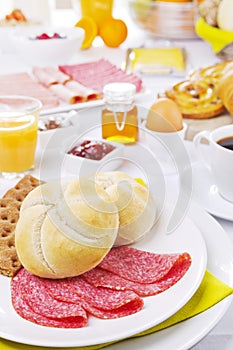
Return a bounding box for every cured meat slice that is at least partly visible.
[65,81,101,101]
[83,252,191,297]
[19,269,87,319]
[44,66,70,84]
[49,83,85,103]
[0,72,59,110]
[99,246,191,284]
[59,59,143,93]
[32,67,57,86]
[43,276,144,319]
[11,269,88,328]
[59,58,113,77]
[32,67,71,87]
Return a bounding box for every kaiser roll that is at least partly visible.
[94,172,156,246]
[15,178,119,279]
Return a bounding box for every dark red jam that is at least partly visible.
[31,33,66,40]
[68,140,115,161]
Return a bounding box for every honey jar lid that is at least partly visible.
[103,82,136,102]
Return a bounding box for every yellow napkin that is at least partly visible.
[195,17,233,54]
[128,47,185,74]
[1,270,232,350]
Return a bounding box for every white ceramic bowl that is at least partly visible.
[10,26,84,65]
[0,27,17,53]
[38,113,76,150]
[61,138,124,177]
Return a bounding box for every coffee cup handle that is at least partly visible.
[193,130,211,170]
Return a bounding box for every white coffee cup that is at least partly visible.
[193,125,233,203]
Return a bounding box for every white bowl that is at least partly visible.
[38,113,76,150]
[0,27,17,53]
[61,138,124,177]
[10,26,84,65]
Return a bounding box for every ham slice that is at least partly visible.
[49,83,86,103]
[32,66,71,87]
[32,67,57,86]
[0,72,59,110]
[65,81,101,101]
[59,59,143,94]
[49,82,101,104]
[44,66,70,84]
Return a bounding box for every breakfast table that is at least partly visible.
[1,3,233,350]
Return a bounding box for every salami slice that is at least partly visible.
[11,270,88,328]
[99,247,191,284]
[10,246,192,328]
[19,269,87,319]
[83,253,191,297]
[43,276,144,319]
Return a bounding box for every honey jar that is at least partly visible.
[101,82,138,144]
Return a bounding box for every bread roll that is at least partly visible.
[15,178,119,279]
[218,64,233,116]
[94,172,156,246]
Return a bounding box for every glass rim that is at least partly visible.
[0,95,42,114]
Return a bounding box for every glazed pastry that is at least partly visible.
[164,79,224,119]
[189,61,230,85]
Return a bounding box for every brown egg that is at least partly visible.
[146,98,183,132]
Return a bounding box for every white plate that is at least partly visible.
[187,162,233,222]
[102,202,233,350]
[0,201,207,347]
[40,90,149,116]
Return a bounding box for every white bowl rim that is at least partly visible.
[62,138,124,164]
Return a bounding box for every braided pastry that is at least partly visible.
[164,79,224,119]
[189,61,229,85]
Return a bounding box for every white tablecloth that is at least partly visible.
[0,6,233,350]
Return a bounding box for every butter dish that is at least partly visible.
[125,47,187,77]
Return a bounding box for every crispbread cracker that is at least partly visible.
[0,175,40,277]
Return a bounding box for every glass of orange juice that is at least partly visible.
[0,95,42,179]
[73,0,114,27]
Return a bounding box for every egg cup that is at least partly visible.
[141,121,187,175]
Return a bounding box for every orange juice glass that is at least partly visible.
[0,96,42,178]
[79,0,114,26]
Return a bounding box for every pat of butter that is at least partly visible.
[129,47,185,73]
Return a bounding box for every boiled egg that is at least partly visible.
[146,98,183,132]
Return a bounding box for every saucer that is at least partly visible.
[187,161,233,221]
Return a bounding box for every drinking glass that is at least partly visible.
[0,95,42,179]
